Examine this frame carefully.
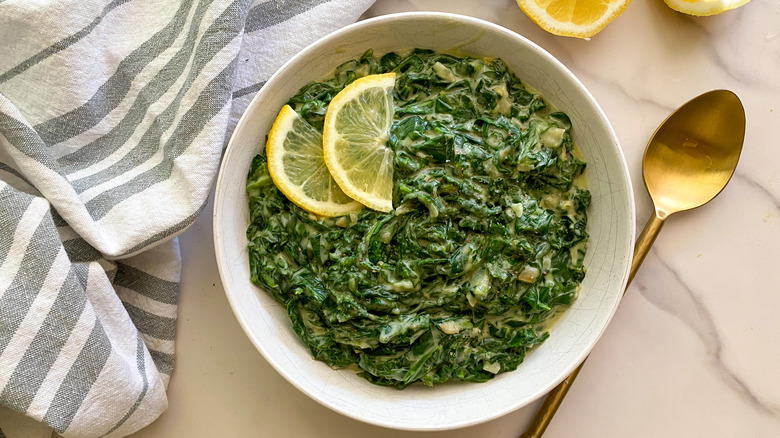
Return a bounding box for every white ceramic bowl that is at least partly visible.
[214,12,635,431]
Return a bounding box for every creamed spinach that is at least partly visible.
[246,49,590,388]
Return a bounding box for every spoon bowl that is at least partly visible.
[644,90,745,219]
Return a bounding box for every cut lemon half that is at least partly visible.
[266,105,363,217]
[323,73,396,213]
[663,0,751,16]
[516,0,631,38]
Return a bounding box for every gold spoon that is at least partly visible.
[520,89,746,438]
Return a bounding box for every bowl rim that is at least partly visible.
[214,10,635,431]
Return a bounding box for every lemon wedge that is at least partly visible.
[323,73,396,213]
[266,105,363,217]
[663,0,751,16]
[516,0,631,38]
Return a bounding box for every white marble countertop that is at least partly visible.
[130,0,780,437]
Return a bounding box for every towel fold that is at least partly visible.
[0,0,375,436]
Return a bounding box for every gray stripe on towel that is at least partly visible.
[0,0,132,85]
[32,0,197,146]
[244,0,332,33]
[57,0,218,174]
[103,333,149,435]
[0,111,62,174]
[68,0,241,192]
[43,318,112,433]
[0,185,34,267]
[114,264,179,305]
[0,210,60,355]
[122,303,177,341]
[83,59,238,220]
[149,350,175,376]
[231,80,266,100]
[0,263,90,412]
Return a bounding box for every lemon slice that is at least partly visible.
[663,0,751,16]
[266,105,363,217]
[516,0,631,38]
[323,73,396,213]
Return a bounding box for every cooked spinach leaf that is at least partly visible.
[246,49,589,388]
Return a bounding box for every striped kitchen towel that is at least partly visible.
[0,0,375,437]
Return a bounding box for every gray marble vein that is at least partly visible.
[636,253,780,417]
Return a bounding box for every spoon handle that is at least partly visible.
[627,211,665,287]
[519,211,666,438]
